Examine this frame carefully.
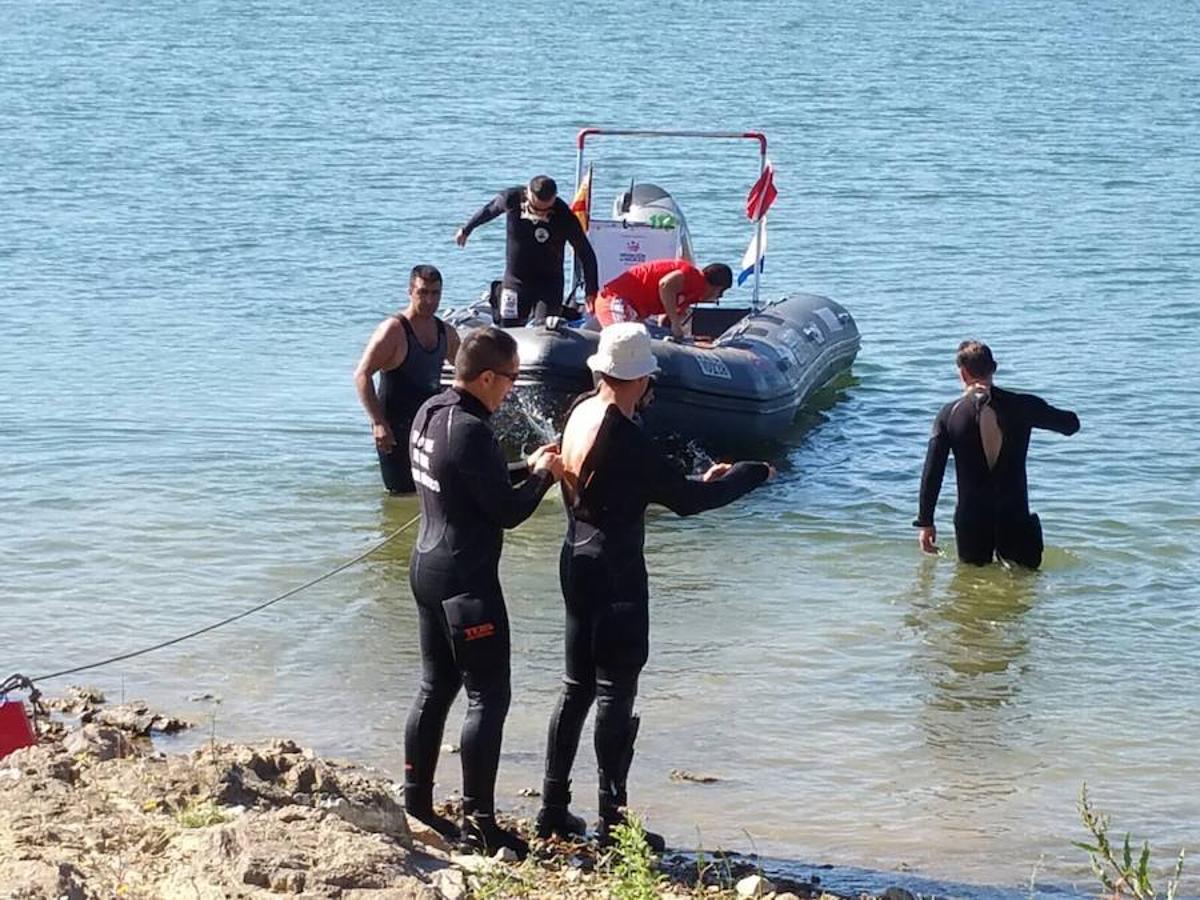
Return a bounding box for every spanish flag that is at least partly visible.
[570,164,593,231]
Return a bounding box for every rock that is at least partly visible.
[564,867,582,883]
[449,852,494,874]
[63,724,136,762]
[0,859,91,900]
[405,814,453,853]
[45,685,106,715]
[492,846,519,862]
[430,867,467,899]
[882,888,916,900]
[440,743,461,754]
[736,873,776,897]
[517,786,541,797]
[668,768,721,784]
[86,701,191,736]
[777,893,805,900]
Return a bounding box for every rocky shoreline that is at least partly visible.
[0,689,884,899]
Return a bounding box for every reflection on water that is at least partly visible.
[906,558,1042,804]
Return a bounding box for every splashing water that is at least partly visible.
[685,439,717,473]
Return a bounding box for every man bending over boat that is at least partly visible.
[354,265,460,494]
[596,258,733,339]
[535,323,772,848]
[455,175,599,327]
[914,340,1080,568]
[405,327,563,858]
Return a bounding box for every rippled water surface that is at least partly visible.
[3,2,1198,896]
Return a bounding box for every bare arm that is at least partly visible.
[657,270,687,338]
[353,319,406,452]
[445,323,461,366]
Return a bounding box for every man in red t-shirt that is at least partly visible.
[595,259,733,338]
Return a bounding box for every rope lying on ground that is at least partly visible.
[16,514,421,686]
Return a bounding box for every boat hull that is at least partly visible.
[446,293,860,450]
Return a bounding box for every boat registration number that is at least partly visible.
[695,353,732,380]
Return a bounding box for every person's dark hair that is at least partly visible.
[528,175,557,202]
[702,263,733,290]
[456,327,518,382]
[956,340,997,378]
[409,264,442,288]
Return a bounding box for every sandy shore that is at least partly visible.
[0,688,884,899]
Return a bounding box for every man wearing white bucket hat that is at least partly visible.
[534,323,774,848]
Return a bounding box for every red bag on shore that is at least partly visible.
[0,700,36,760]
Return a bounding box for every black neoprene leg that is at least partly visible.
[377,436,416,494]
[594,666,640,782]
[459,663,512,811]
[954,508,996,565]
[404,603,462,789]
[543,583,598,786]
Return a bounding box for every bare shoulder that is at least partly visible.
[365,316,408,369]
[562,397,610,469]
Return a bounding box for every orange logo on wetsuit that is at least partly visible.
[464,622,496,641]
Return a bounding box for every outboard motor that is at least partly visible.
[610,183,695,261]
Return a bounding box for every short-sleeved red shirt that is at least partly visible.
[601,258,708,319]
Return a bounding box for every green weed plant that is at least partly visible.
[1075,784,1185,900]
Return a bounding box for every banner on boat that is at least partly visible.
[588,220,681,286]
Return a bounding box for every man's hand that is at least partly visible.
[528,442,564,480]
[584,292,597,314]
[373,422,396,454]
[702,462,732,482]
[918,526,938,554]
[670,323,685,340]
[454,228,468,247]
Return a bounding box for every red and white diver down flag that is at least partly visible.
[740,162,775,286]
[745,161,777,221]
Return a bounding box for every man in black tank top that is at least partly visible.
[355,265,461,494]
[914,340,1080,568]
[455,175,599,326]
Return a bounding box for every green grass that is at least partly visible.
[175,798,231,829]
[602,813,667,900]
[1075,783,1185,900]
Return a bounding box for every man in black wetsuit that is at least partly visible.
[455,175,599,326]
[354,265,461,494]
[914,340,1080,568]
[535,323,773,849]
[404,327,562,858]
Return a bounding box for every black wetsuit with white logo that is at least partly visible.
[915,385,1079,568]
[376,317,447,494]
[404,387,553,812]
[542,400,770,804]
[461,187,599,326]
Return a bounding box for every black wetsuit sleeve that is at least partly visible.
[461,190,514,237]
[914,409,951,527]
[647,455,770,517]
[565,210,599,295]
[459,422,553,528]
[1024,395,1080,436]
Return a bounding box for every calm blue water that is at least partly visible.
[3,2,1198,896]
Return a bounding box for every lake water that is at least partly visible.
[3,2,1198,896]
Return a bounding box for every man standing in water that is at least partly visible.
[455,175,599,326]
[404,327,563,859]
[915,340,1080,568]
[535,323,773,848]
[354,265,460,494]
